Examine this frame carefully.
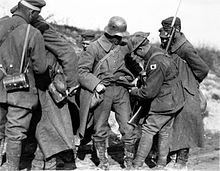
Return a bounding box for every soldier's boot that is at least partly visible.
[31,145,45,170]
[94,140,109,171]
[153,132,170,171]
[0,140,22,171]
[0,138,6,166]
[175,148,189,170]
[133,133,153,169]
[165,153,176,169]
[44,156,56,170]
[124,144,135,170]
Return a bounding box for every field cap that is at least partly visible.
[161,16,181,31]
[20,0,46,11]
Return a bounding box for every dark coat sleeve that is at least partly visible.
[42,25,79,88]
[78,43,101,92]
[125,53,143,77]
[29,28,48,74]
[176,41,209,82]
[130,59,164,100]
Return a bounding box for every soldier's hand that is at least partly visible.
[95,83,106,93]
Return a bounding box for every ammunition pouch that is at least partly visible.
[2,73,29,92]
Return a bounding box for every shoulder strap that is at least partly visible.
[144,52,164,71]
[20,24,31,73]
[93,45,120,76]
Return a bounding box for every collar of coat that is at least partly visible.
[97,35,114,53]
[171,32,187,53]
[12,11,29,24]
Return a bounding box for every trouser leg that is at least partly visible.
[157,117,174,166]
[113,86,137,169]
[3,139,22,171]
[92,87,112,170]
[133,114,173,168]
[0,104,7,166]
[1,105,32,171]
[5,106,32,141]
[133,132,154,167]
[31,145,45,170]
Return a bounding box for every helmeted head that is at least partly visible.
[104,16,129,38]
[129,31,150,52]
[128,31,151,58]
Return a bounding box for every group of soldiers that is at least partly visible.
[0,0,209,171]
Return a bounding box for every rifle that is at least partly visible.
[128,0,182,126]
[165,0,182,52]
[128,103,143,127]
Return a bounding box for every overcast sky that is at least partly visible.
[1,0,220,50]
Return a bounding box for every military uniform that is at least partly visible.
[78,34,135,141]
[21,16,79,169]
[130,47,185,168]
[0,0,47,169]
[78,30,137,169]
[159,17,209,168]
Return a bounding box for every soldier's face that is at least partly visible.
[135,44,151,58]
[30,10,40,22]
[160,37,169,49]
[111,35,122,45]
[159,28,169,49]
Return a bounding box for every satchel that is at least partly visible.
[199,88,207,113]
[89,91,104,110]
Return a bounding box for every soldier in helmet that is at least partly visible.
[77,16,137,170]
[128,32,185,170]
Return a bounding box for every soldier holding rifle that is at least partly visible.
[158,16,209,170]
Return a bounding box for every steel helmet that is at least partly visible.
[128,31,150,52]
[104,16,129,37]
